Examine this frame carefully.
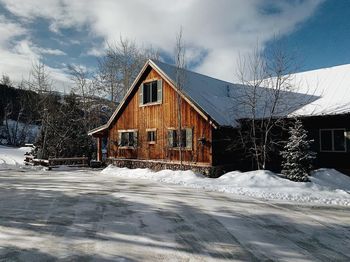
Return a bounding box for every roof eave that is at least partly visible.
[88,124,108,136]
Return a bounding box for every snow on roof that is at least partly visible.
[91,60,346,134]
[152,60,317,127]
[290,64,350,116]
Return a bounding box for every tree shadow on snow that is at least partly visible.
[0,172,349,261]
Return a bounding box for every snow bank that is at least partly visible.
[101,165,350,206]
[0,145,32,170]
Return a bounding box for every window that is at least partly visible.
[140,80,162,105]
[147,130,156,143]
[118,130,138,148]
[168,128,192,150]
[320,129,346,152]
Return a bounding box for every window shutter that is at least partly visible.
[139,83,144,106]
[168,130,173,147]
[118,132,122,146]
[186,128,193,150]
[157,79,162,103]
[133,131,138,147]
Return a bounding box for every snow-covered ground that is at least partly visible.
[1,145,350,206]
[102,165,350,206]
[0,145,32,170]
[0,146,349,260]
[0,169,349,261]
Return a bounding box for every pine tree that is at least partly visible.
[281,119,316,182]
[36,93,94,158]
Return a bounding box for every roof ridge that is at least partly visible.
[150,59,236,86]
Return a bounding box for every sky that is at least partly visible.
[0,0,349,92]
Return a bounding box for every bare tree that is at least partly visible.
[68,64,93,120]
[174,28,187,165]
[97,36,159,103]
[68,65,93,99]
[27,61,52,94]
[26,61,55,158]
[234,42,310,170]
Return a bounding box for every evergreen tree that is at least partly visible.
[281,119,316,182]
[36,93,94,158]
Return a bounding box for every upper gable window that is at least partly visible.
[140,79,162,106]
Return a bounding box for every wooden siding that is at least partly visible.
[108,68,212,165]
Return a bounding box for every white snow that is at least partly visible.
[2,145,350,206]
[101,165,350,206]
[154,60,350,125]
[291,64,350,116]
[0,145,31,170]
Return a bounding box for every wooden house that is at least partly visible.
[89,60,350,175]
[89,60,224,174]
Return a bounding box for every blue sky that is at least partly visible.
[0,0,348,91]
[274,0,350,72]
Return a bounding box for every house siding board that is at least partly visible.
[302,114,350,172]
[108,68,212,165]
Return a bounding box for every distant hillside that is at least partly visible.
[0,84,116,146]
[0,84,116,124]
[0,84,40,123]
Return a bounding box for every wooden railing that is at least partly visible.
[48,156,89,168]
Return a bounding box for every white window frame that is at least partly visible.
[319,128,346,152]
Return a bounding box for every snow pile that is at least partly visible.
[0,145,31,170]
[101,165,350,206]
[310,168,350,192]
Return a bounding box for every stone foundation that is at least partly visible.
[106,158,225,177]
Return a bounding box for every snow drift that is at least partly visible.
[0,145,32,170]
[101,165,350,206]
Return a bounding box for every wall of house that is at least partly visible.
[212,114,350,174]
[212,126,250,170]
[108,67,212,165]
[211,125,285,172]
[302,114,350,174]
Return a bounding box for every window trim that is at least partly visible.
[167,127,193,151]
[146,128,157,144]
[319,128,346,153]
[118,129,138,149]
[139,79,162,107]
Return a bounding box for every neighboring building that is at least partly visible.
[290,64,350,174]
[89,60,350,174]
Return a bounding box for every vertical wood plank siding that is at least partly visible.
[108,68,212,165]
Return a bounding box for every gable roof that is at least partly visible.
[287,64,350,116]
[152,60,317,125]
[89,59,319,136]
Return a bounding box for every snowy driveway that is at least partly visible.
[0,169,349,261]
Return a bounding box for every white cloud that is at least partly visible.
[0,18,70,90]
[33,46,66,56]
[0,14,69,91]
[85,46,106,57]
[0,15,27,45]
[0,0,324,84]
